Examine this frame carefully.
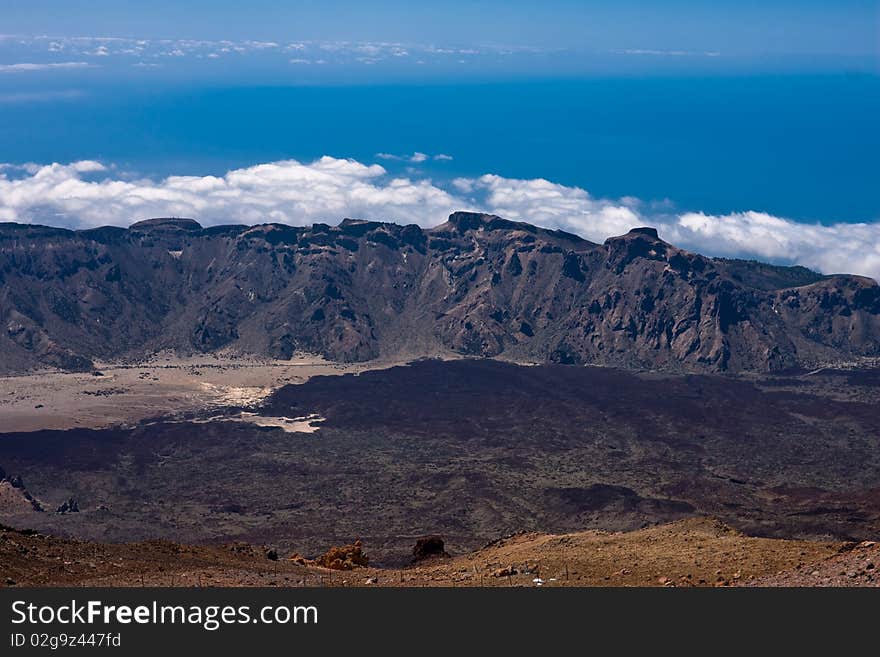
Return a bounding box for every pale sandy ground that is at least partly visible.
[0,353,406,433]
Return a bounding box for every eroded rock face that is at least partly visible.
[1,213,878,373]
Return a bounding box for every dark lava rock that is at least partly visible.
[628,226,659,239]
[129,217,202,232]
[56,498,79,514]
[412,535,449,562]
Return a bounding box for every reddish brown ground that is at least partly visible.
[746,540,877,586]
[2,517,865,588]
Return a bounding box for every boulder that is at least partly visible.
[56,498,79,514]
[315,539,369,570]
[412,535,449,562]
[492,566,517,578]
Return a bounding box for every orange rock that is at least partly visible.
[315,539,369,570]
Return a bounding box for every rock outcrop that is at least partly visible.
[315,540,369,570]
[412,535,449,562]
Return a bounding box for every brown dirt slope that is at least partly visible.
[746,540,878,587]
[1,518,858,588]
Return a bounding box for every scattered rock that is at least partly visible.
[365,577,378,585]
[265,549,278,561]
[492,566,517,578]
[227,542,257,556]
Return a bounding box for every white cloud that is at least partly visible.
[376,152,446,163]
[0,157,460,230]
[615,49,722,57]
[0,61,92,73]
[0,156,877,282]
[669,211,880,279]
[1,34,550,70]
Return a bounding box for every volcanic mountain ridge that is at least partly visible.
[1,212,877,374]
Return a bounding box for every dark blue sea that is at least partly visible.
[1,73,877,222]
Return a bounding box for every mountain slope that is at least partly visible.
[1,212,878,373]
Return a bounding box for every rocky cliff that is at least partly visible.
[1,212,878,373]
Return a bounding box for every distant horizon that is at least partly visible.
[2,1,876,55]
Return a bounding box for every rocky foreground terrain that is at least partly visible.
[3,517,876,588]
[2,212,878,374]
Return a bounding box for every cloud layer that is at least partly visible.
[1,157,877,281]
[0,61,91,73]
[0,34,546,70]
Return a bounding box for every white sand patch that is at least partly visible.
[147,411,325,434]
[235,412,325,433]
[198,383,274,408]
[0,354,410,432]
